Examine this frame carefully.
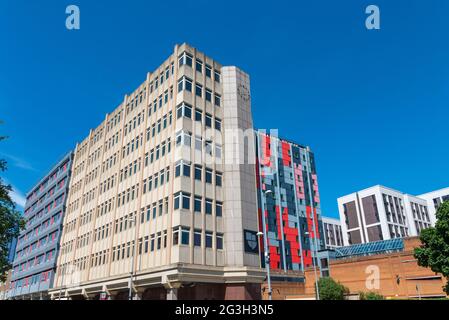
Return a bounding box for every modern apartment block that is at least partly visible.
[337,185,432,246]
[321,217,343,249]
[50,43,265,300]
[418,187,449,224]
[255,132,324,272]
[7,152,73,299]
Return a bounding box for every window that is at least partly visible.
[205,64,212,78]
[177,77,192,92]
[185,78,193,92]
[205,89,212,102]
[158,200,163,216]
[205,114,212,128]
[196,59,203,73]
[214,94,221,107]
[179,52,193,67]
[215,144,222,158]
[148,176,153,191]
[214,70,221,83]
[205,199,213,215]
[157,232,162,250]
[175,130,192,147]
[160,72,164,85]
[175,160,191,178]
[165,67,170,80]
[194,196,202,212]
[216,233,223,249]
[195,83,202,97]
[161,142,166,156]
[215,118,221,131]
[216,172,222,187]
[173,227,180,245]
[158,95,163,109]
[194,230,202,247]
[205,169,213,184]
[195,136,202,151]
[146,206,151,221]
[205,140,213,156]
[164,197,169,214]
[152,204,157,219]
[174,192,190,210]
[181,227,190,245]
[176,103,192,119]
[183,162,191,177]
[206,231,213,248]
[195,109,202,122]
[216,201,223,217]
[194,165,202,181]
[155,146,160,160]
[150,235,155,251]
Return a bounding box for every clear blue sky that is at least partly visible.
[1,0,448,218]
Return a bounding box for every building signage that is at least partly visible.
[244,230,259,254]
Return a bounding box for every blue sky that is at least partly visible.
[1,0,448,218]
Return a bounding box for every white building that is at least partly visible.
[321,217,343,249]
[337,185,432,246]
[418,187,449,225]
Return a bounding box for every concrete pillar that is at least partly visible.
[166,288,179,300]
[133,292,142,300]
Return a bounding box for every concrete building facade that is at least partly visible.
[337,185,432,246]
[50,43,265,300]
[7,152,73,299]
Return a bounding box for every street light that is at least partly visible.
[257,189,273,300]
[58,266,65,300]
[416,283,422,300]
[305,231,320,300]
[128,215,138,300]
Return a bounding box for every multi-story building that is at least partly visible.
[322,217,343,249]
[403,194,432,236]
[50,43,265,300]
[337,185,431,246]
[8,152,73,299]
[255,132,324,272]
[418,187,449,224]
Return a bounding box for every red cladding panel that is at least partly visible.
[281,141,291,166]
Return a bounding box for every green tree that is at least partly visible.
[0,129,26,282]
[414,201,449,295]
[316,277,349,300]
[359,291,385,300]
